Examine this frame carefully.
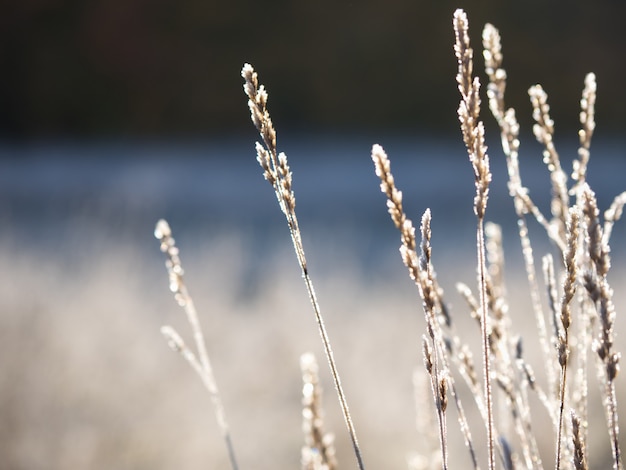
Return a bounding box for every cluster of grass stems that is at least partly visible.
[154,9,626,470]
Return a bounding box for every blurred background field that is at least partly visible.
[1,135,626,469]
[2,1,626,469]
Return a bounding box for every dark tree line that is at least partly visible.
[1,0,624,138]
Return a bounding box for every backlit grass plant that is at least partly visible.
[156,8,626,470]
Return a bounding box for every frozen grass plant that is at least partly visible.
[301,352,338,470]
[453,9,495,469]
[155,7,626,470]
[154,219,239,470]
[241,62,365,470]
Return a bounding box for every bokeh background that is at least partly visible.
[1,1,626,469]
[3,0,626,137]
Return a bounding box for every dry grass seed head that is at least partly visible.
[372,144,407,231]
[579,187,621,384]
[581,185,610,277]
[300,353,337,470]
[454,9,491,218]
[423,336,434,375]
[482,23,505,115]
[573,73,597,185]
[571,411,589,470]
[242,63,277,154]
[560,207,580,333]
[154,219,187,306]
[529,84,570,237]
[371,149,440,340]
[482,22,525,221]
[372,144,421,285]
[438,376,449,413]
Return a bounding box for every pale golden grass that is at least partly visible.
[241,62,365,470]
[453,9,494,469]
[152,7,626,470]
[301,352,338,470]
[154,219,239,470]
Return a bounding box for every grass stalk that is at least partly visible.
[453,9,495,470]
[154,219,239,470]
[482,22,559,398]
[241,63,365,470]
[555,208,579,470]
[581,187,622,470]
